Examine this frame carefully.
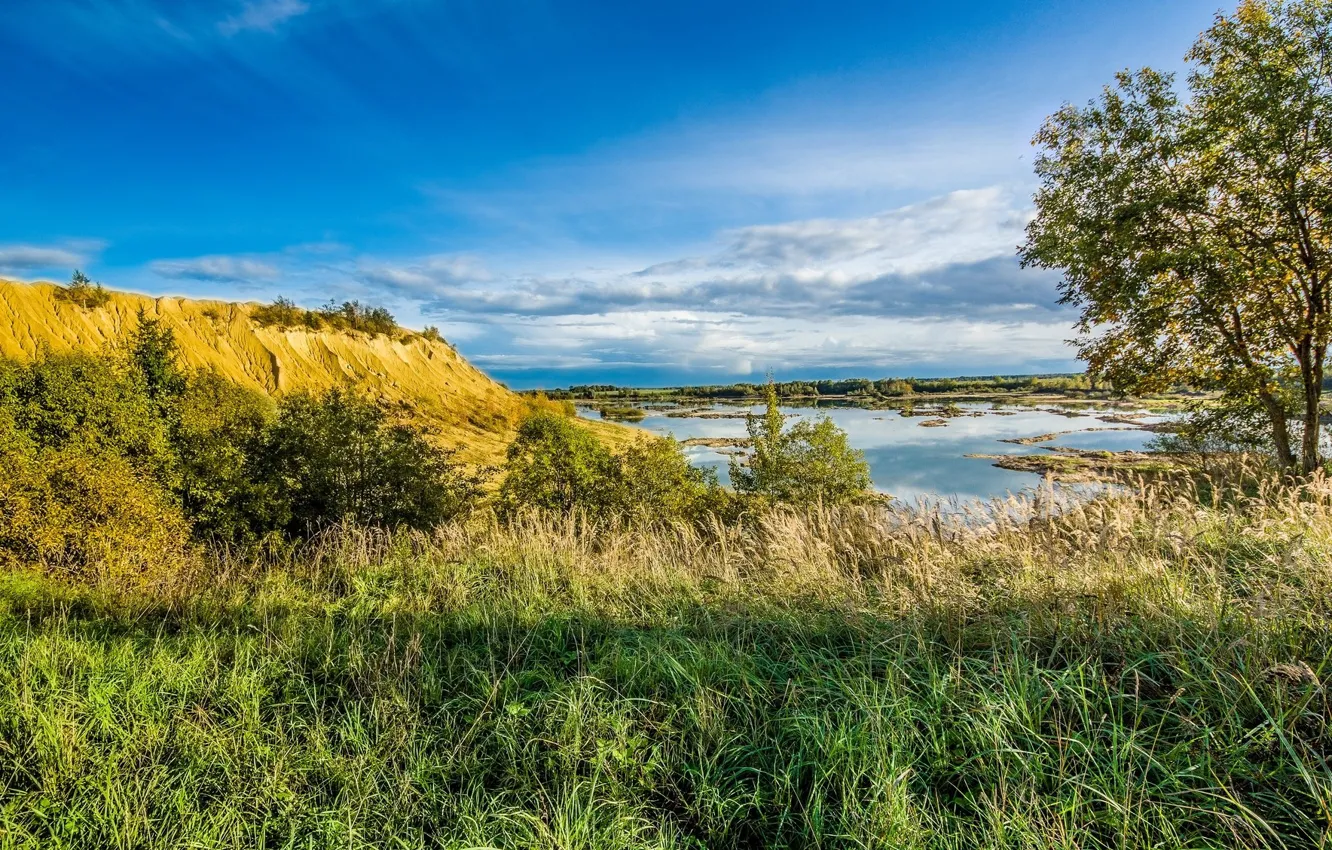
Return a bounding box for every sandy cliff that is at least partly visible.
[0,280,623,463]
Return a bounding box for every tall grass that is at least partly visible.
[0,471,1330,848]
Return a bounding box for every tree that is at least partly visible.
[1021,0,1332,472]
[499,411,619,516]
[616,436,719,520]
[56,270,111,309]
[0,351,177,486]
[259,389,481,533]
[730,380,871,503]
[172,371,281,543]
[127,310,187,406]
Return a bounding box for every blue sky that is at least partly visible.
[2,0,1224,387]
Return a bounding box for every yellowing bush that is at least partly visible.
[0,447,196,592]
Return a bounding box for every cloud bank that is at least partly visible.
[340,187,1075,383]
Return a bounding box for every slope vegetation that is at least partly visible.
[0,279,621,463]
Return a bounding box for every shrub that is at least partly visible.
[501,413,724,521]
[731,380,871,504]
[500,412,619,517]
[127,310,187,406]
[258,389,481,533]
[0,351,177,487]
[616,436,720,520]
[250,297,305,328]
[0,443,194,590]
[596,404,647,422]
[173,371,283,544]
[420,326,444,343]
[54,270,111,309]
[252,297,401,337]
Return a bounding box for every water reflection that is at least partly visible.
[579,401,1171,504]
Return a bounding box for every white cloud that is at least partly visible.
[218,0,310,35]
[346,188,1074,379]
[364,188,1056,322]
[463,311,1074,379]
[150,255,280,282]
[424,117,1034,237]
[0,241,103,275]
[357,254,492,297]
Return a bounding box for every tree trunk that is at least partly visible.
[1260,392,1297,470]
[1300,349,1325,474]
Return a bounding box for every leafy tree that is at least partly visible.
[499,411,619,516]
[127,310,187,407]
[1022,0,1332,472]
[259,389,480,533]
[251,297,307,328]
[55,270,111,309]
[501,413,724,520]
[731,381,871,504]
[0,445,193,588]
[173,371,282,543]
[616,436,719,520]
[0,351,177,486]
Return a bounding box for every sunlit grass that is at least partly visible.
[1,473,1330,848]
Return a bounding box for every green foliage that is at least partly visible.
[0,351,178,487]
[615,436,721,520]
[250,296,314,329]
[543,373,1097,402]
[54,269,111,309]
[0,328,483,564]
[259,389,481,533]
[878,378,914,396]
[500,411,620,516]
[500,412,721,520]
[420,325,445,343]
[1021,0,1332,471]
[319,300,399,335]
[251,296,403,337]
[173,371,281,544]
[126,309,187,406]
[0,446,194,589]
[595,403,647,421]
[730,381,871,504]
[1,477,1331,848]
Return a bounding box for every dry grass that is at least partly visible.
[1,469,1330,848]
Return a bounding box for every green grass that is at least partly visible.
[1,481,1330,848]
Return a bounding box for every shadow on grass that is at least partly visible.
[1,569,1328,849]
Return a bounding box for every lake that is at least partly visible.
[578,401,1174,505]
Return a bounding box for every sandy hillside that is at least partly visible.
[0,279,631,464]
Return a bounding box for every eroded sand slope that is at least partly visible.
[0,280,623,463]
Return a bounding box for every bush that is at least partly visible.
[54,270,111,309]
[731,380,871,504]
[616,436,721,520]
[251,297,402,337]
[126,310,187,406]
[596,404,647,422]
[0,443,194,590]
[0,351,178,488]
[250,297,305,329]
[173,371,283,544]
[499,411,619,517]
[259,389,481,533]
[501,413,725,521]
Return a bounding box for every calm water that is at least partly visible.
[579,401,1171,504]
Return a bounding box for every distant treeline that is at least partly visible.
[536,373,1106,401]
